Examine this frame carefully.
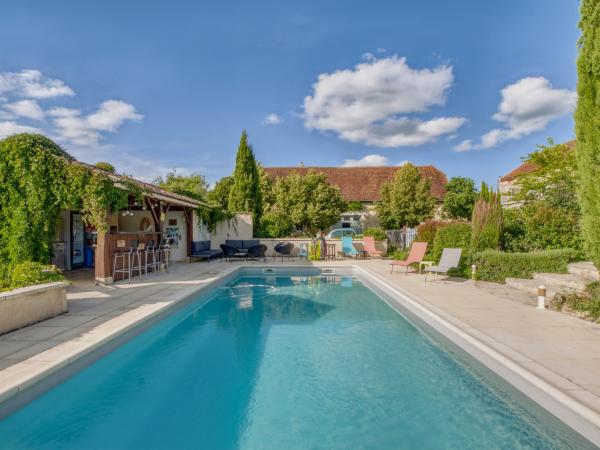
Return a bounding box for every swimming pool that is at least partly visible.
[0,272,594,449]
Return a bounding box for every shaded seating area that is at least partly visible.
[225,240,259,255]
[190,241,223,262]
[390,242,428,274]
[425,248,463,281]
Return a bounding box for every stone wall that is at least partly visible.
[0,282,68,335]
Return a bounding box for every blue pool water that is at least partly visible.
[0,275,593,449]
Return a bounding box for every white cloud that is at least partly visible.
[3,99,45,120]
[0,69,75,99]
[455,77,576,152]
[262,113,283,125]
[51,100,142,145]
[303,55,465,147]
[342,154,389,167]
[0,121,42,139]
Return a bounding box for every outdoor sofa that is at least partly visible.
[190,241,223,262]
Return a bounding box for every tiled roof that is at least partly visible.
[263,166,448,202]
[499,140,576,182]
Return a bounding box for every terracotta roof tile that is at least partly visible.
[263,166,447,202]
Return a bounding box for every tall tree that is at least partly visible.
[228,131,263,227]
[442,177,478,220]
[153,170,208,201]
[375,163,435,229]
[576,0,600,267]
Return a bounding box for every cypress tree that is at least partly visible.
[228,131,263,229]
[576,0,600,267]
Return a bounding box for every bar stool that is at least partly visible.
[158,238,173,273]
[112,240,132,283]
[145,239,160,275]
[129,239,145,280]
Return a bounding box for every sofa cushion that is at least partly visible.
[226,240,243,250]
[191,241,210,253]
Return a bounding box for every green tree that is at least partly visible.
[442,177,478,220]
[374,163,435,229]
[153,170,208,201]
[576,1,600,267]
[228,131,263,227]
[513,140,578,211]
[207,176,234,210]
[471,183,503,252]
[264,171,346,236]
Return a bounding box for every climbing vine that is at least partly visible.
[195,205,235,233]
[0,133,145,269]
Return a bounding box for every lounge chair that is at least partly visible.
[390,242,428,273]
[341,236,359,258]
[274,242,294,260]
[363,236,383,258]
[190,241,223,262]
[220,243,246,262]
[246,244,267,262]
[424,248,462,281]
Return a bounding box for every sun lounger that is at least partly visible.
[390,242,428,273]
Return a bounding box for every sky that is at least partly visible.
[0,1,580,186]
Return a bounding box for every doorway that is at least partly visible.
[70,211,85,269]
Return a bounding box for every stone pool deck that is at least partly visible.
[1,258,600,432]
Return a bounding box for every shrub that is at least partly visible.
[431,223,472,262]
[416,220,446,246]
[390,249,409,260]
[257,211,293,238]
[553,281,600,320]
[500,204,583,253]
[471,184,503,252]
[9,261,64,289]
[471,249,581,283]
[363,227,387,241]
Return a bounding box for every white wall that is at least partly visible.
[192,213,253,249]
[118,210,155,233]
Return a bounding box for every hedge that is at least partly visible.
[431,223,472,262]
[471,249,581,283]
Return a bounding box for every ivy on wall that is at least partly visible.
[0,133,144,269]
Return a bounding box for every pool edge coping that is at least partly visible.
[355,265,600,447]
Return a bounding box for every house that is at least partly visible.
[498,140,576,207]
[263,165,447,232]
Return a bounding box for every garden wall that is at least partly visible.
[0,282,68,335]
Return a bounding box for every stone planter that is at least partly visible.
[0,282,68,335]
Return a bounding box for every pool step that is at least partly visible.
[505,278,558,299]
[567,262,600,281]
[532,273,587,293]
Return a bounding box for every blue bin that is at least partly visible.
[84,246,95,268]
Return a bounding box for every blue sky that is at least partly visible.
[0,1,579,186]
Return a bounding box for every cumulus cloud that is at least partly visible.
[3,99,45,120]
[454,77,576,152]
[0,69,75,98]
[51,100,143,145]
[342,154,389,167]
[0,121,42,139]
[303,55,465,147]
[262,113,283,125]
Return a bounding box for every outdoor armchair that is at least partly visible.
[274,242,294,260]
[246,244,267,262]
[220,243,246,262]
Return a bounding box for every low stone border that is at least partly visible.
[0,282,68,335]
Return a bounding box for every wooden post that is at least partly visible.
[94,212,113,284]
